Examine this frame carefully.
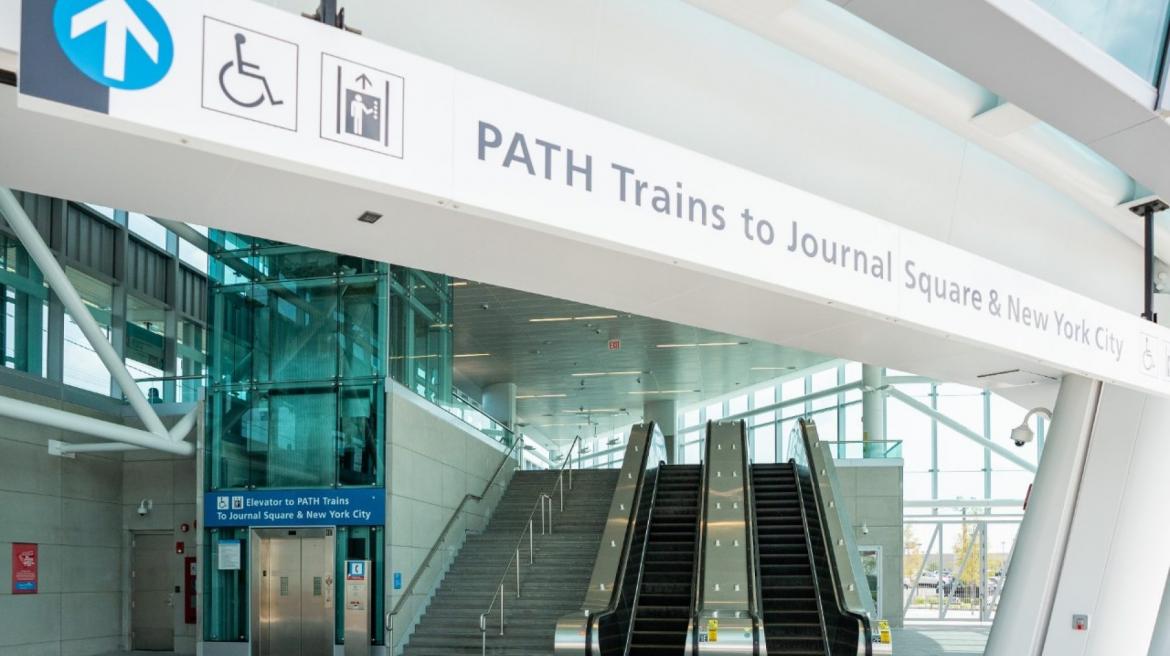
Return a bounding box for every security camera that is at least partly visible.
[136,499,153,517]
[1010,424,1034,448]
[1010,407,1053,447]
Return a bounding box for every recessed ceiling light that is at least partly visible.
[529,314,619,323]
[453,353,491,358]
[655,341,746,348]
[356,211,382,224]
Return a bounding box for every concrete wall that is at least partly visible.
[836,459,904,627]
[122,410,198,655]
[0,377,199,656]
[385,382,515,654]
[0,382,128,656]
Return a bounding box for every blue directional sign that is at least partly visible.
[52,0,174,90]
[204,488,386,528]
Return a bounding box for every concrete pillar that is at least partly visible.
[861,364,885,458]
[987,377,1170,656]
[643,399,678,464]
[483,382,516,430]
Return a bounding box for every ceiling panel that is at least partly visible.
[452,280,833,445]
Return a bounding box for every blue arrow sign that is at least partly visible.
[52,0,174,90]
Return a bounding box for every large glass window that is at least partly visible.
[62,268,113,394]
[0,236,48,377]
[126,294,167,402]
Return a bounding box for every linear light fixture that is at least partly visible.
[570,371,643,377]
[529,314,619,323]
[516,393,568,399]
[388,354,440,360]
[562,408,619,414]
[448,281,469,287]
[453,353,491,358]
[655,341,747,348]
[628,390,699,395]
[751,366,797,371]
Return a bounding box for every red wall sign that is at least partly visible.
[11,543,37,594]
[607,339,621,351]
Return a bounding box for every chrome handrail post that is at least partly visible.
[500,584,505,635]
[529,519,534,564]
[479,613,486,656]
[516,548,522,597]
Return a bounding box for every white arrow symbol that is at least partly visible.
[70,0,160,82]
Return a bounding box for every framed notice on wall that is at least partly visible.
[11,543,37,594]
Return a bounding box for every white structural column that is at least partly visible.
[861,364,885,457]
[988,377,1170,656]
[1150,574,1170,656]
[0,187,169,438]
[1044,385,1170,655]
[985,375,1099,655]
[643,399,678,464]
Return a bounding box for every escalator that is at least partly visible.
[749,417,874,655]
[753,463,830,654]
[626,465,703,655]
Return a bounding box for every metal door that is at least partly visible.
[253,528,335,656]
[131,533,175,650]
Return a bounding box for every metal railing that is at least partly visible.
[386,436,523,652]
[479,435,582,654]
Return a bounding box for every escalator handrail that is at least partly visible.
[797,419,874,655]
[620,463,665,656]
[587,421,660,654]
[689,421,714,655]
[791,461,834,656]
[740,422,766,654]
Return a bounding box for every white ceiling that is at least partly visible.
[451,280,832,443]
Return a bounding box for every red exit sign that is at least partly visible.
[608,339,621,351]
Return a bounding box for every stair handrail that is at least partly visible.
[794,418,874,655]
[580,423,661,655]
[739,421,767,654]
[619,465,665,656]
[479,435,583,654]
[792,460,834,656]
[386,435,523,651]
[689,423,713,655]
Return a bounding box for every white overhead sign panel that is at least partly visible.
[18,0,1170,397]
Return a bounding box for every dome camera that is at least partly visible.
[1010,407,1052,448]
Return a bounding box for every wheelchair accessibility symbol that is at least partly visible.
[219,33,284,108]
[201,17,298,131]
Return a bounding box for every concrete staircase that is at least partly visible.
[403,469,621,656]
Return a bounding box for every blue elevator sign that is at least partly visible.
[204,488,385,528]
[52,0,174,90]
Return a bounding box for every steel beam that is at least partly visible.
[0,187,168,438]
[0,395,193,455]
[887,386,1037,472]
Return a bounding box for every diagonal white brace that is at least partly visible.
[0,395,193,455]
[0,187,168,438]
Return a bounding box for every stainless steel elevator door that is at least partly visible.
[254,529,334,656]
